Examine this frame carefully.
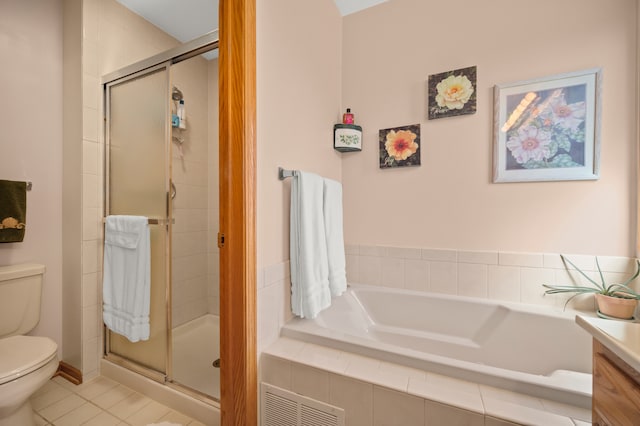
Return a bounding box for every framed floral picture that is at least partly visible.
[379,124,420,169]
[428,66,477,119]
[493,68,602,183]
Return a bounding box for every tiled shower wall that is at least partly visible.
[171,56,220,327]
[170,58,210,328]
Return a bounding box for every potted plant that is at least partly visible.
[543,255,640,320]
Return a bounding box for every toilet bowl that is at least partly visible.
[0,336,58,426]
[0,264,58,426]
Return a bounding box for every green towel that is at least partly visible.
[0,180,27,243]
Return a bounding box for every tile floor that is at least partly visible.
[31,375,206,426]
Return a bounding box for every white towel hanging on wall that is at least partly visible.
[323,178,347,297]
[290,171,331,319]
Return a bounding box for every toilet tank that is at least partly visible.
[0,263,45,338]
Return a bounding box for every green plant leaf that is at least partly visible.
[595,257,606,289]
[544,256,640,300]
[619,259,640,288]
[607,285,640,299]
[560,254,603,290]
[542,284,600,294]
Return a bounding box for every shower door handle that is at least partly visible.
[170,181,177,200]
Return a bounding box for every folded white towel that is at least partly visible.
[290,171,331,319]
[103,215,151,342]
[323,178,347,297]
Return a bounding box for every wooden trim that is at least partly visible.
[219,0,257,424]
[56,361,82,385]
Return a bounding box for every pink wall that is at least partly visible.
[256,0,342,351]
[257,0,343,269]
[0,0,64,348]
[341,0,637,256]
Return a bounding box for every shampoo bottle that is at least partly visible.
[177,100,186,129]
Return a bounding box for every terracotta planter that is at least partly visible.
[595,293,637,319]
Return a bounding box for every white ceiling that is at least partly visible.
[334,0,388,16]
[116,0,218,44]
[116,0,388,47]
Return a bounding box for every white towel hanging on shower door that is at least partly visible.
[103,215,151,342]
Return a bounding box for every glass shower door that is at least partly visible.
[105,64,171,376]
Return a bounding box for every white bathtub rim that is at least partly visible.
[281,284,594,408]
[281,322,591,408]
[347,282,593,320]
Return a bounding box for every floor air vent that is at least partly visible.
[261,383,345,426]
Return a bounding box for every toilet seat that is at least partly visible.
[0,335,57,385]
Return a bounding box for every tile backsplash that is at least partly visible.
[257,246,639,352]
[345,245,640,311]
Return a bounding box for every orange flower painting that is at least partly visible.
[379,124,420,168]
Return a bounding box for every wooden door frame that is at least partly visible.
[219,0,257,424]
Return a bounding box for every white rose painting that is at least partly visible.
[428,66,477,119]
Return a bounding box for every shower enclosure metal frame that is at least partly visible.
[101,31,219,402]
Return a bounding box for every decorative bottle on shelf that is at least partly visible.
[342,108,354,124]
[334,108,362,152]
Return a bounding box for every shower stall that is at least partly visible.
[102,32,220,401]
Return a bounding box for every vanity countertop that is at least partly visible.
[576,315,640,372]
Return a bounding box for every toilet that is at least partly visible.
[0,264,58,426]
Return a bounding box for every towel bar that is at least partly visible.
[278,167,294,180]
[102,217,175,225]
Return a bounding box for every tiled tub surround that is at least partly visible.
[345,246,640,311]
[258,248,638,424]
[281,285,593,408]
[261,338,592,426]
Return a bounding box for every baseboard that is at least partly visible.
[56,361,82,385]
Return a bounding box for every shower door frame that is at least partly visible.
[103,61,172,384]
[102,31,220,400]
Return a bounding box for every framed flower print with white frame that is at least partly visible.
[493,68,602,183]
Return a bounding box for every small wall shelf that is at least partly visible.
[333,124,362,152]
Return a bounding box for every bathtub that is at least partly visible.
[281,284,593,408]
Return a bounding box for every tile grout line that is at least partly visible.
[34,377,198,426]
